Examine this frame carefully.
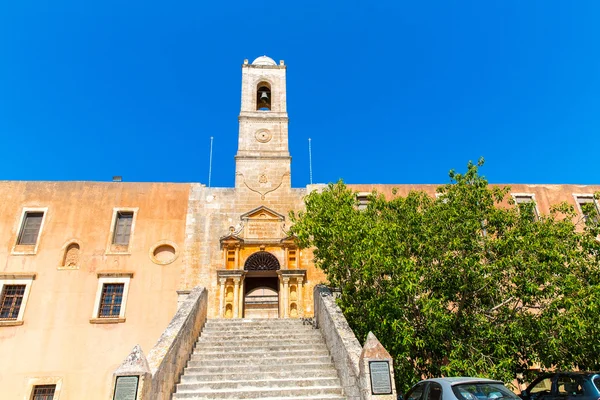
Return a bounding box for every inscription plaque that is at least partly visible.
[369,360,392,395]
[113,375,139,400]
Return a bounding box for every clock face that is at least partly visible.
[255,130,272,143]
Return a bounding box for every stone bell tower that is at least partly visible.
[235,56,291,195]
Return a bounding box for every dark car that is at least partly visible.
[521,372,600,400]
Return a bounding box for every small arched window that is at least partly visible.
[256,82,271,111]
[63,242,80,267]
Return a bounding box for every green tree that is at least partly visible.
[290,159,600,392]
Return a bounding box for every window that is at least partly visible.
[427,382,443,400]
[226,250,236,269]
[452,383,520,400]
[357,192,370,211]
[0,273,35,326]
[90,273,132,323]
[106,208,138,254]
[557,375,584,397]
[528,376,553,395]
[574,195,599,224]
[288,249,297,269]
[113,211,133,245]
[13,208,48,254]
[513,194,539,221]
[406,383,426,400]
[0,285,25,320]
[98,283,124,318]
[32,384,56,400]
[18,212,44,245]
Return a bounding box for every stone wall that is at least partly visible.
[0,181,189,399]
[145,286,208,400]
[314,285,362,399]
[314,285,397,400]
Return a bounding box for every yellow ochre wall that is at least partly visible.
[0,181,190,400]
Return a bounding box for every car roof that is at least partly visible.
[425,377,504,386]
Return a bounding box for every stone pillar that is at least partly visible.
[297,277,304,317]
[112,345,151,400]
[238,277,244,318]
[278,277,284,317]
[283,277,289,318]
[234,247,239,269]
[218,278,226,318]
[359,332,397,400]
[284,247,289,269]
[233,277,240,318]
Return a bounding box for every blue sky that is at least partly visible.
[1,1,598,187]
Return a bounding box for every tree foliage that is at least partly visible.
[290,159,600,392]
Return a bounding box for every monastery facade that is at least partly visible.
[1,56,599,399]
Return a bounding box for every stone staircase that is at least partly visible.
[173,318,346,399]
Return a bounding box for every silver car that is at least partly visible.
[405,377,520,400]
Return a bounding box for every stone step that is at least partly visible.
[198,332,322,341]
[177,376,341,391]
[205,319,307,326]
[179,368,339,382]
[182,362,336,375]
[195,343,327,352]
[204,322,314,329]
[196,338,323,348]
[190,348,330,360]
[172,385,344,399]
[201,327,316,335]
[186,354,332,367]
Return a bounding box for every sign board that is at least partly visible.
[113,375,139,400]
[369,360,392,395]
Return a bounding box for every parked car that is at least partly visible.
[520,372,600,400]
[405,377,520,400]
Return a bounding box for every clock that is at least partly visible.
[255,130,272,143]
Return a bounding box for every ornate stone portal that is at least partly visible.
[217,206,306,319]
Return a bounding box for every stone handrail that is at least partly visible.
[111,286,207,399]
[314,285,397,400]
[145,285,207,399]
[314,284,362,399]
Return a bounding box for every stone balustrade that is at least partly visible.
[112,286,207,400]
[314,284,397,400]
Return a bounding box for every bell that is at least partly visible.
[260,91,269,101]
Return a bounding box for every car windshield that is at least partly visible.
[452,383,520,400]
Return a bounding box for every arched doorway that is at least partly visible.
[243,251,280,318]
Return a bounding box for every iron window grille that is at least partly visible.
[98,283,124,318]
[32,385,56,400]
[0,284,25,320]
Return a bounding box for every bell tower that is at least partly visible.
[235,56,291,193]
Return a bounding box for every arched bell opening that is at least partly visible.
[256,82,271,111]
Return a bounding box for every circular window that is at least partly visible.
[149,241,178,265]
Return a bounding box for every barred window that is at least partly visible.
[98,283,124,318]
[112,211,133,245]
[32,385,56,400]
[18,212,44,245]
[0,285,25,320]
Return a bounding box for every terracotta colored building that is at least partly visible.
[0,56,598,399]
